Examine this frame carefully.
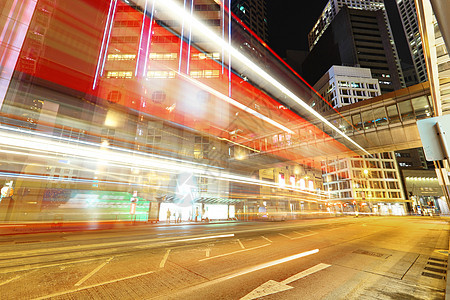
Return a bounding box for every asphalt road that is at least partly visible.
[0,216,448,299]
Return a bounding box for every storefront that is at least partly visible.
[159,201,235,222]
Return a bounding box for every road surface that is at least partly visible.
[0,216,448,299]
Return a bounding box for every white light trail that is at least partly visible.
[177,72,295,134]
[0,125,221,169]
[151,0,370,155]
[92,0,115,89]
[142,0,156,77]
[186,0,194,73]
[178,0,187,72]
[135,0,148,76]
[100,0,118,77]
[0,127,326,199]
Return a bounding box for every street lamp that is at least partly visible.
[362,169,372,213]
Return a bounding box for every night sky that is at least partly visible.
[267,0,330,56]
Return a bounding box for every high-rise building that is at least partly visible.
[303,6,402,94]
[308,0,405,88]
[312,65,381,113]
[395,0,450,100]
[231,0,268,43]
[396,0,427,83]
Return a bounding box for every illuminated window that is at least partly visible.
[110,36,139,44]
[147,71,176,78]
[149,53,177,60]
[114,20,141,27]
[106,71,133,78]
[192,52,220,60]
[190,70,220,78]
[107,54,136,61]
[338,81,350,87]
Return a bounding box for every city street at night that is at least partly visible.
[1,0,450,298]
[0,216,448,299]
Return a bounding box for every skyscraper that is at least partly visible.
[231,0,268,43]
[396,0,427,83]
[303,6,402,94]
[308,0,405,88]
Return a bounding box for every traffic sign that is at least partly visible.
[417,114,450,161]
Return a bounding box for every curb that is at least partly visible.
[0,220,240,235]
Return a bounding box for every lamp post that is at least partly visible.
[362,169,372,213]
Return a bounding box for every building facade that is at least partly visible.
[231,0,268,42]
[321,152,406,215]
[312,65,381,113]
[396,0,427,83]
[302,6,403,94]
[396,0,450,95]
[308,0,404,87]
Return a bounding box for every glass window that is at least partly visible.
[385,171,396,179]
[372,107,387,127]
[398,101,414,121]
[342,97,352,104]
[361,110,374,129]
[352,160,362,168]
[411,96,431,119]
[380,152,392,159]
[386,104,400,124]
[355,90,365,96]
[338,118,352,134]
[387,181,399,189]
[366,160,379,168]
[352,113,362,130]
[383,161,394,169]
[147,71,176,78]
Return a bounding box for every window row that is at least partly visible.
[107,52,219,62]
[338,81,377,89]
[352,170,398,179]
[332,96,431,132]
[351,160,395,169]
